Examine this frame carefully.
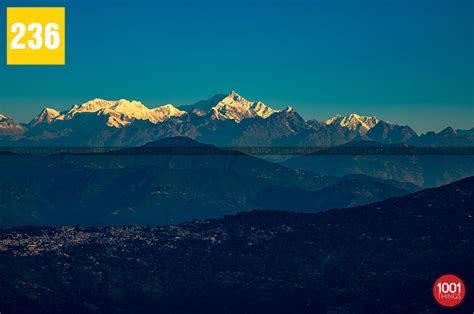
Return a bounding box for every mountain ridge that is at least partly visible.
[0,91,472,147]
[324,113,381,135]
[28,98,187,128]
[0,136,420,228]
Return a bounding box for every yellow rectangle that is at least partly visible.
[7,7,65,65]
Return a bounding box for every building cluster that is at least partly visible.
[0,223,233,257]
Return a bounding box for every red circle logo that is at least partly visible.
[433,274,466,307]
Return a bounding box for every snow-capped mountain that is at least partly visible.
[325,114,381,135]
[29,99,186,128]
[29,108,62,126]
[0,91,471,147]
[0,114,24,130]
[182,91,278,122]
[150,104,186,123]
[0,113,26,140]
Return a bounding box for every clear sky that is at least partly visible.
[0,0,472,133]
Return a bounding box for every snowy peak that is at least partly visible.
[25,99,186,129]
[325,113,380,134]
[193,91,278,122]
[29,107,62,126]
[65,99,147,128]
[59,99,186,128]
[0,114,24,131]
[249,100,276,119]
[151,104,186,123]
[66,98,150,118]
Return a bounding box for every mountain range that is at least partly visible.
[1,91,472,147]
[0,137,419,228]
[1,176,472,313]
[282,140,474,187]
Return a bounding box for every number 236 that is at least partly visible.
[10,22,60,50]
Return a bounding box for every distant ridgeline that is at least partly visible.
[0,91,473,147]
[0,136,422,228]
[0,136,472,228]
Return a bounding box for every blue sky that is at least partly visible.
[0,0,472,133]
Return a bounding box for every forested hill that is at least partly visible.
[0,177,472,313]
